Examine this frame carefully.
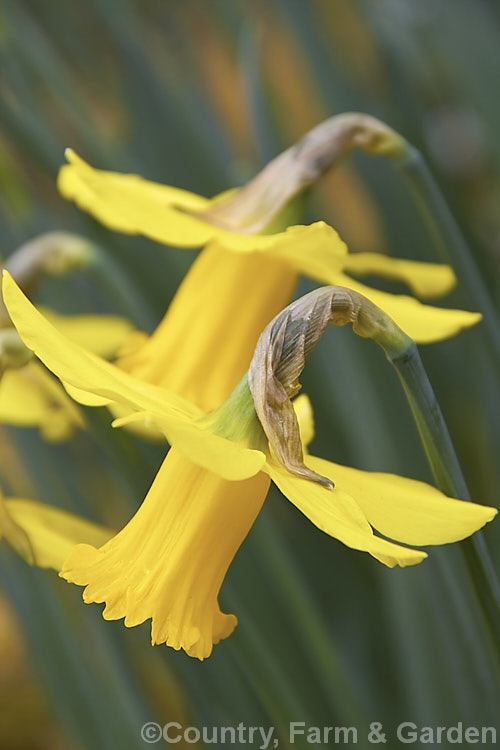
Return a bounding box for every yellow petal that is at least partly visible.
[3,498,112,571]
[0,361,84,441]
[306,455,497,546]
[263,230,457,305]
[0,494,35,564]
[63,382,112,407]
[2,271,200,421]
[293,394,315,448]
[58,150,211,245]
[114,411,265,481]
[0,366,57,426]
[58,151,342,254]
[57,152,462,336]
[341,252,456,299]
[265,461,426,568]
[3,274,265,480]
[106,402,164,441]
[331,272,481,343]
[40,306,134,359]
[61,449,270,659]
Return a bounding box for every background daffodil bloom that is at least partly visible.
[58,150,481,347]
[3,272,496,659]
[0,230,135,440]
[0,303,134,441]
[0,491,111,570]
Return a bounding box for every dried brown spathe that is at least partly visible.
[248,287,410,487]
[201,113,406,234]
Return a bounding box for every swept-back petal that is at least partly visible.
[58,150,211,246]
[341,252,456,299]
[331,272,481,343]
[265,461,426,568]
[306,455,497,546]
[113,411,265,481]
[2,271,200,420]
[3,498,111,571]
[272,239,458,305]
[3,274,265,480]
[58,151,342,254]
[40,307,134,359]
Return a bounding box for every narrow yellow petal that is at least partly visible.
[306,455,497,546]
[4,498,111,571]
[58,151,341,254]
[61,449,270,659]
[265,461,426,568]
[293,394,315,448]
[331,272,481,343]
[58,149,212,246]
[263,227,457,306]
[40,306,134,359]
[2,271,200,421]
[2,274,265,480]
[114,412,266,481]
[341,252,456,299]
[107,402,163,440]
[63,382,111,407]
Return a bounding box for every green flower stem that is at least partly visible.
[388,341,500,647]
[395,145,500,369]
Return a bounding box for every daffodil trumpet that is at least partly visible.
[3,270,496,658]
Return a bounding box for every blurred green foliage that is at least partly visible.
[0,1,499,748]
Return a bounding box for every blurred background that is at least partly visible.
[1,0,500,748]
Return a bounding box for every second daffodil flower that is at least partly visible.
[57,116,483,456]
[3,272,496,660]
[58,114,482,353]
[0,232,134,441]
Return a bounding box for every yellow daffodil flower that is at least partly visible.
[0,230,135,440]
[58,150,481,348]
[57,152,481,439]
[3,272,496,659]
